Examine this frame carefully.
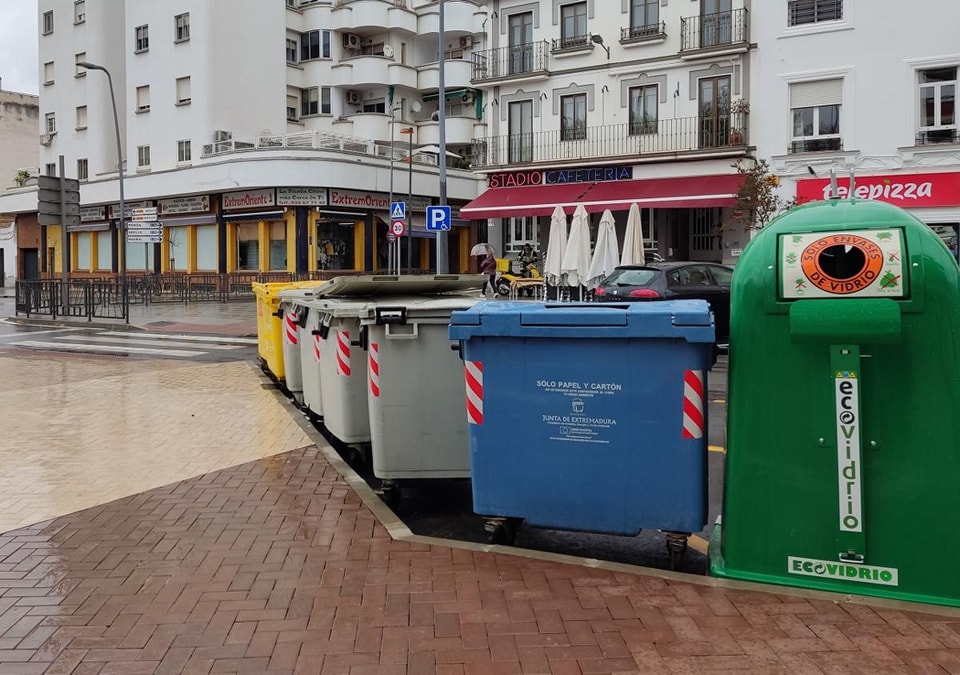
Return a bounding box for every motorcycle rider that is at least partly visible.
[517,244,538,277]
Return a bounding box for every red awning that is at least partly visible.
[459,183,593,219]
[460,174,743,219]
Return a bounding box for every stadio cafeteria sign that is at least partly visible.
[488,165,633,188]
[796,171,960,208]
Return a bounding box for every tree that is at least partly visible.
[731,158,795,231]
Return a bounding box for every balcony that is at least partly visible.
[471,114,749,168]
[418,0,485,35]
[416,116,482,147]
[620,21,666,44]
[418,59,473,91]
[471,41,550,84]
[680,8,748,55]
[331,55,417,88]
[551,35,593,54]
[331,0,417,32]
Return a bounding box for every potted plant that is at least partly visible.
[729,98,749,144]
[13,169,31,187]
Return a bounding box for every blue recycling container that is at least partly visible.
[448,301,715,536]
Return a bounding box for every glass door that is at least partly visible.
[699,76,731,148]
[701,0,732,47]
[508,100,534,163]
[508,12,533,75]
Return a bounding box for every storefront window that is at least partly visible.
[929,223,959,261]
[168,226,187,270]
[506,216,539,255]
[96,231,112,270]
[76,232,91,270]
[269,220,287,270]
[196,225,217,270]
[317,220,354,270]
[126,239,155,272]
[237,223,259,271]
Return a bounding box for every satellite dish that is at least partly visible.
[383,45,394,58]
[411,101,422,113]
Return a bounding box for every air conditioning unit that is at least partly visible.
[39,132,55,146]
[346,90,362,105]
[461,91,475,104]
[459,36,473,48]
[342,33,361,49]
[214,130,232,142]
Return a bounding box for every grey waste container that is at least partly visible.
[277,289,317,406]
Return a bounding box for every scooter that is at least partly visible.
[496,259,542,297]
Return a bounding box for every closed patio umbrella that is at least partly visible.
[561,204,592,300]
[621,202,645,266]
[585,209,621,290]
[543,205,568,288]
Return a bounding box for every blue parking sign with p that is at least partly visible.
[426,205,452,232]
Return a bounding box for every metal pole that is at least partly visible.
[388,111,395,274]
[436,0,449,273]
[407,128,413,273]
[59,155,68,315]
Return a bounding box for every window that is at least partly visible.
[76,105,87,130]
[136,85,150,112]
[363,100,386,113]
[286,38,298,63]
[176,76,191,104]
[175,13,190,42]
[77,158,88,181]
[508,100,533,162]
[177,140,191,163]
[286,95,299,121]
[77,232,91,270]
[96,231,112,269]
[42,11,53,35]
[321,87,331,115]
[699,75,731,148]
[135,24,149,52]
[269,221,287,270]
[508,12,534,74]
[74,1,85,24]
[300,30,330,61]
[629,85,658,135]
[789,79,842,152]
[301,87,319,116]
[506,217,539,255]
[168,227,186,270]
[237,224,259,271]
[630,0,659,32]
[43,61,54,85]
[45,163,57,177]
[788,0,842,26]
[559,3,588,48]
[286,0,297,7]
[196,226,216,270]
[44,113,56,135]
[75,52,86,77]
[137,145,151,168]
[918,67,957,144]
[560,93,587,141]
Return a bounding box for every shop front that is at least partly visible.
[797,171,960,262]
[157,195,218,273]
[460,165,744,264]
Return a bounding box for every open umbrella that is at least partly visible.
[561,204,592,300]
[471,243,494,256]
[585,209,621,290]
[543,205,568,287]
[621,202,645,266]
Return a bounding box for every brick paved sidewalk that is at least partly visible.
[3,445,960,674]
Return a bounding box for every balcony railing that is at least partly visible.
[471,41,550,83]
[680,8,748,52]
[471,113,748,168]
[789,137,842,154]
[620,21,666,42]
[916,128,959,145]
[551,35,592,52]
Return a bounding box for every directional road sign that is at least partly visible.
[127,233,163,244]
[37,175,81,227]
[127,224,163,235]
[387,231,397,243]
[426,205,452,232]
[390,201,405,220]
[391,220,406,237]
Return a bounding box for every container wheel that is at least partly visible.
[376,481,400,509]
[664,532,689,571]
[485,517,518,546]
[496,279,512,297]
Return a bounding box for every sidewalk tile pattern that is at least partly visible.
[0,354,311,535]
[2,447,960,674]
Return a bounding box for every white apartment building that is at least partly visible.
[0,87,40,285]
[461,0,756,264]
[9,0,489,278]
[752,0,960,258]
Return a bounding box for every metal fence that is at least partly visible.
[470,41,551,83]
[680,8,749,52]
[16,278,129,321]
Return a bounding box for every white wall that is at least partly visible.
[0,92,39,188]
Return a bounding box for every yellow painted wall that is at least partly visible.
[258,221,270,273]
[187,225,197,272]
[353,222,364,271]
[286,212,297,273]
[46,227,63,274]
[226,223,237,273]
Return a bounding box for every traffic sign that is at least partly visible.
[127,233,163,244]
[130,207,157,217]
[426,205,452,232]
[127,224,162,235]
[391,220,406,237]
[390,201,406,220]
[37,175,80,227]
[386,231,397,243]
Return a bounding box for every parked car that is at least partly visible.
[594,262,734,340]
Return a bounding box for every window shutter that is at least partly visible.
[790,79,842,108]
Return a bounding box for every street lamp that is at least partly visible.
[400,127,414,272]
[77,61,126,282]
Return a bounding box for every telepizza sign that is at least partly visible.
[796,172,960,208]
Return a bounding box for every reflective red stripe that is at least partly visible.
[284,312,298,345]
[682,369,705,439]
[465,360,483,425]
[369,343,380,398]
[336,330,351,376]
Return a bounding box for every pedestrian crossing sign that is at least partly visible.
[390,201,405,220]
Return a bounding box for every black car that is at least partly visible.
[594,261,734,339]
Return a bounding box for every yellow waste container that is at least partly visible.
[253,280,326,381]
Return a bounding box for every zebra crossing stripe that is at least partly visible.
[682,369,705,439]
[465,360,483,425]
[369,343,380,398]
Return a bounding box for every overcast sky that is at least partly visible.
[0,0,38,94]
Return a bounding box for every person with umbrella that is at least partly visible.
[480,250,497,295]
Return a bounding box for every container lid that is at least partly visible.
[306,274,485,298]
[278,287,330,306]
[299,296,375,317]
[357,295,481,323]
[448,300,715,342]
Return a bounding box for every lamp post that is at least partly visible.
[436,0,449,273]
[77,61,127,317]
[400,127,414,272]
